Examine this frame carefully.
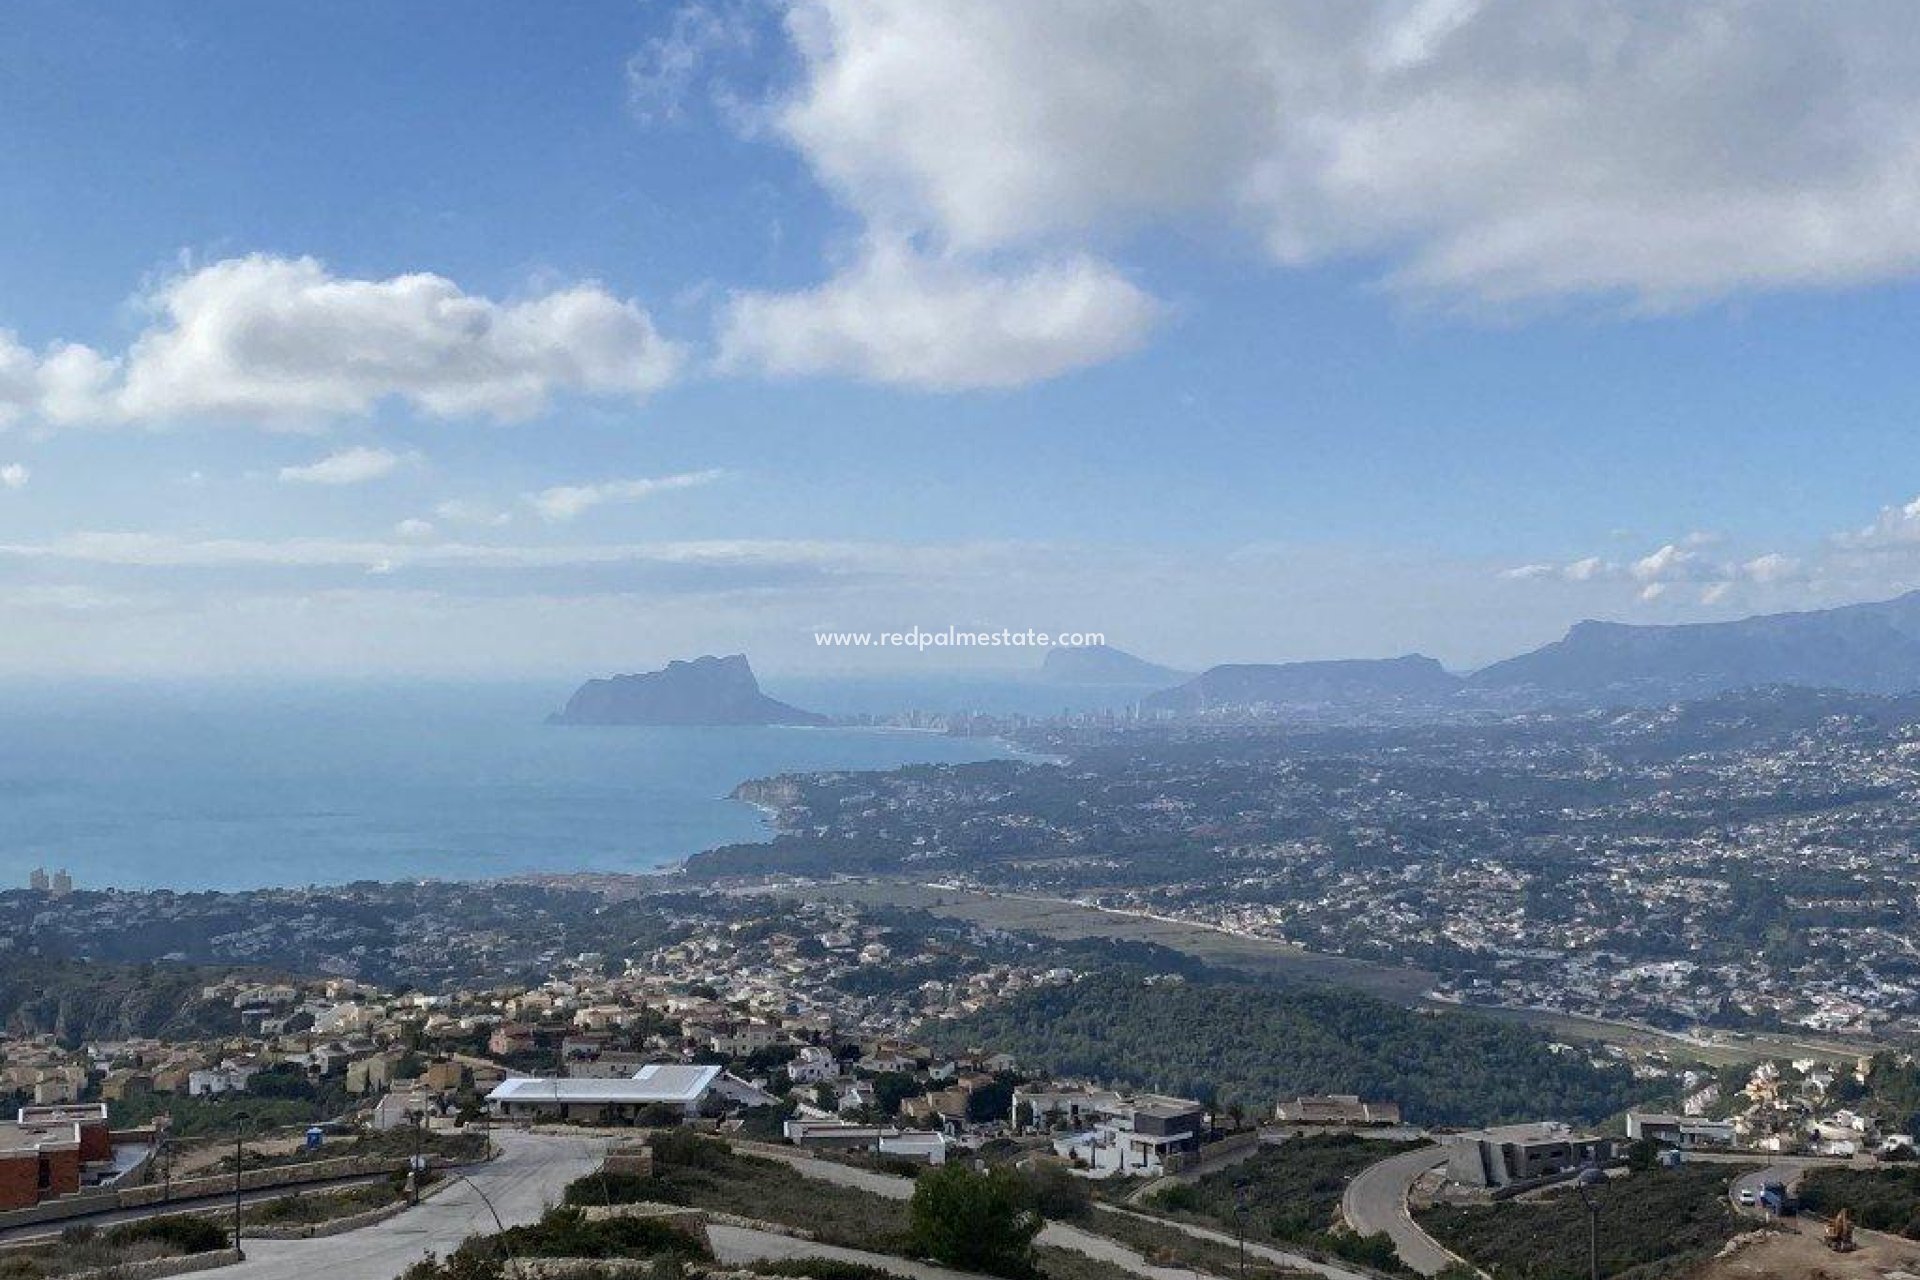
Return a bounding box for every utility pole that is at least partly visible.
[1575,1164,1603,1280]
[231,1110,251,1261]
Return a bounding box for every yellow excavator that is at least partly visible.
[1825,1207,1857,1253]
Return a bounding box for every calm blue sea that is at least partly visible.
[0,680,1046,892]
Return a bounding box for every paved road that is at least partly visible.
[214,1130,606,1280]
[1040,1221,1217,1279]
[1342,1146,1462,1277]
[1091,1204,1377,1280]
[1730,1161,1818,1219]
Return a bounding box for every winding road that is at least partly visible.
[1341,1146,1463,1277]
[744,1139,1381,1280]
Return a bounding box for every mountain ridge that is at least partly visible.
[1144,654,1461,714]
[1039,643,1188,686]
[1471,589,1920,701]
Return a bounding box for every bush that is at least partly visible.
[1799,1166,1920,1237]
[563,1169,663,1206]
[496,1207,711,1261]
[908,1164,1042,1278]
[649,1128,733,1170]
[1146,1183,1205,1213]
[1019,1164,1091,1221]
[106,1215,230,1254]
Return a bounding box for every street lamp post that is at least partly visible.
[1234,1179,1250,1280]
[413,1112,424,1205]
[1575,1164,1604,1280]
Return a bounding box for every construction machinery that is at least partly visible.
[1825,1207,1858,1253]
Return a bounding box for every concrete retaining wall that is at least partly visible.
[67,1247,242,1280]
[0,1154,411,1233]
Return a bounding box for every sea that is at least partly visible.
[0,675,1148,893]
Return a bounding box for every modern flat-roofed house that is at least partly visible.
[0,1121,81,1210]
[486,1064,775,1124]
[16,1104,111,1165]
[1011,1085,1123,1132]
[1275,1095,1403,1127]
[1625,1111,1736,1149]
[1444,1122,1613,1189]
[782,1118,949,1165]
[1037,1091,1206,1178]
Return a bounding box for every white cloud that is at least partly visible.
[0,463,26,491]
[1631,543,1705,583]
[775,0,1920,306]
[0,336,38,427]
[432,499,513,528]
[527,468,725,522]
[1742,552,1800,584]
[0,529,1022,579]
[394,518,436,539]
[1562,556,1610,582]
[626,3,755,126]
[719,241,1156,389]
[1,255,683,428]
[278,446,407,486]
[1498,563,1554,580]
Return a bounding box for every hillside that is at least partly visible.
[1039,643,1187,686]
[0,958,245,1046]
[1144,655,1462,715]
[923,972,1643,1126]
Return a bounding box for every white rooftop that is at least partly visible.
[487,1063,723,1105]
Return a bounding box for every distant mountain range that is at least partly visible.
[551,655,827,726]
[560,591,1920,726]
[1125,589,1920,716]
[1039,643,1189,685]
[1144,654,1461,714]
[1471,590,1920,702]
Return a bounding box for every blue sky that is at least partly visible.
[5,0,1920,677]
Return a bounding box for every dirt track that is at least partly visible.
[1693,1222,1920,1280]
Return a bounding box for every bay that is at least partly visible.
[0,681,1018,892]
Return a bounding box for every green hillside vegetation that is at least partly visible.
[924,972,1643,1126]
[1150,1133,1420,1240]
[1417,1165,1752,1280]
[1798,1165,1920,1237]
[0,957,245,1046]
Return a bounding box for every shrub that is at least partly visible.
[562,1169,662,1206]
[908,1164,1042,1279]
[649,1128,733,1170]
[1146,1183,1205,1213]
[1019,1163,1092,1221]
[496,1207,712,1261]
[106,1215,230,1254]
